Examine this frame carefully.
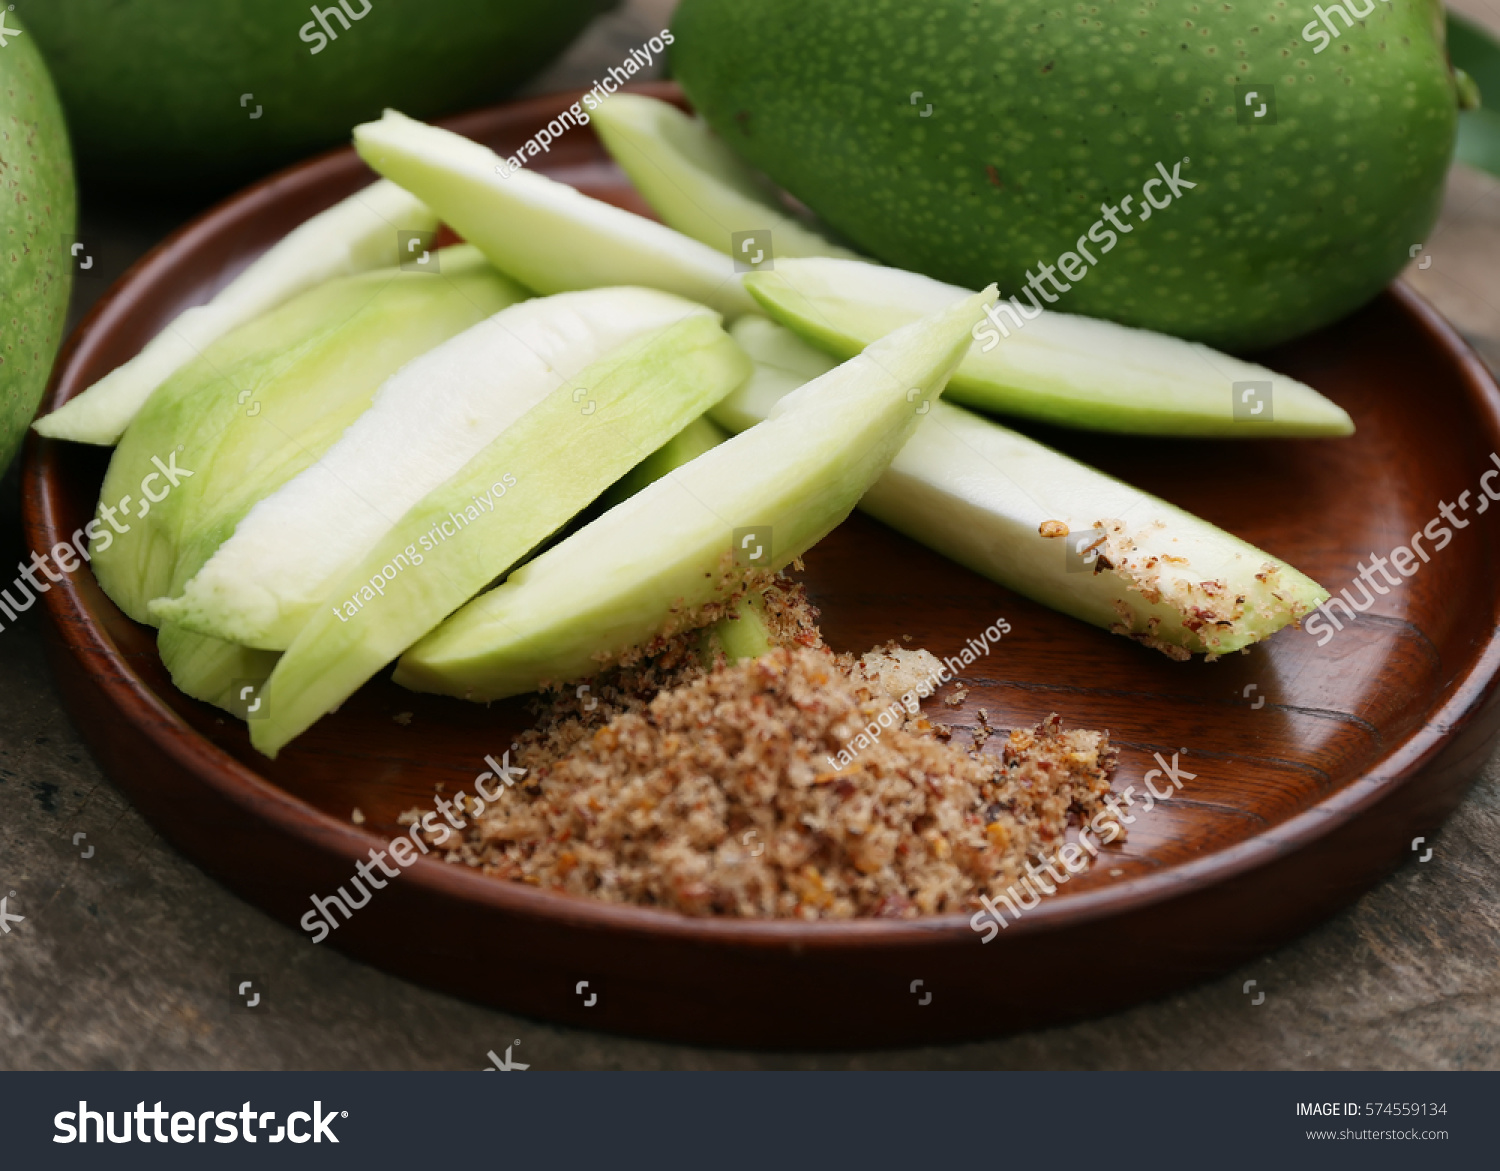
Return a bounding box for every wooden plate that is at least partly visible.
[24,82,1500,1048]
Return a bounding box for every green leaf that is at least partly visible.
[1449,13,1500,177]
[1449,14,1498,108]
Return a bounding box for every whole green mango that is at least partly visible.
[672,0,1462,350]
[0,12,75,476]
[21,0,614,190]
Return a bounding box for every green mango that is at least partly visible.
[156,288,720,652]
[744,258,1352,437]
[589,92,859,260]
[0,12,75,476]
[145,248,522,720]
[37,180,437,446]
[251,311,751,756]
[671,0,1462,351]
[156,623,279,719]
[716,318,1329,659]
[93,246,521,625]
[598,414,729,510]
[22,0,614,190]
[393,287,991,703]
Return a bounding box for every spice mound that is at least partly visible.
[414,644,1117,920]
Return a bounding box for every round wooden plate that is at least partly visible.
[24,82,1500,1048]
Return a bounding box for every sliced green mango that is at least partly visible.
[250,312,752,757]
[157,624,278,717]
[93,246,521,626]
[599,414,728,510]
[154,288,718,651]
[593,409,776,666]
[708,315,837,434]
[719,318,1330,657]
[352,109,758,320]
[590,93,860,261]
[593,409,767,664]
[392,286,992,702]
[700,591,777,666]
[744,258,1354,438]
[37,179,438,445]
[144,247,519,722]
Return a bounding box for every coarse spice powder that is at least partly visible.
[406,579,1118,919]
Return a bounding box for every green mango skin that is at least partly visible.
[672,0,1459,351]
[0,13,76,476]
[22,0,613,190]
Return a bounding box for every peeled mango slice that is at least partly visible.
[590,93,859,261]
[744,258,1354,438]
[147,248,520,719]
[717,317,1330,658]
[699,589,777,667]
[392,286,993,702]
[354,109,758,319]
[36,179,438,445]
[250,312,752,757]
[709,315,838,434]
[591,409,765,664]
[599,414,728,511]
[157,624,279,718]
[153,288,714,651]
[93,245,521,626]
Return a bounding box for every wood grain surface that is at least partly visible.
[16,79,1500,1048]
